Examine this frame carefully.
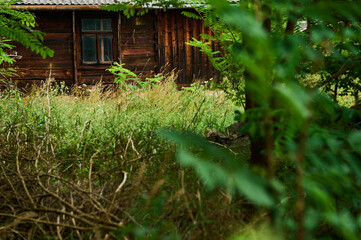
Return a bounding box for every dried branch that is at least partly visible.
[315,63,353,88]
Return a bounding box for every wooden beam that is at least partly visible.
[185,17,192,83]
[72,11,79,85]
[118,12,122,64]
[155,10,161,72]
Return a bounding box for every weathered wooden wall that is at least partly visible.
[11,11,74,87]
[77,12,157,84]
[121,13,157,78]
[157,9,218,85]
[6,9,217,88]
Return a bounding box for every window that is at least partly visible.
[81,19,113,64]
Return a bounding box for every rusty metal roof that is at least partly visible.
[18,0,121,5]
[16,0,210,5]
[14,0,238,8]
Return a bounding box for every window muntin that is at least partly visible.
[99,36,113,63]
[81,18,113,64]
[81,19,112,32]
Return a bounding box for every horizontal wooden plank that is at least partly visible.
[35,12,72,33]
[13,43,72,54]
[13,69,73,80]
[37,24,72,34]
[134,71,155,79]
[122,62,156,70]
[122,63,157,71]
[81,71,114,76]
[122,49,155,56]
[14,51,72,59]
[13,42,72,55]
[78,65,112,71]
[122,54,156,60]
[121,26,155,34]
[122,57,156,64]
[120,44,155,49]
[9,79,73,89]
[14,60,73,69]
[120,29,155,36]
[121,35,155,44]
[79,75,114,85]
[15,55,73,62]
[122,44,155,49]
[122,14,155,26]
[122,58,156,67]
[43,33,72,40]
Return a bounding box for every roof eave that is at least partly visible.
[10,5,105,10]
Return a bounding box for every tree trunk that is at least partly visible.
[245,72,267,167]
[245,5,272,167]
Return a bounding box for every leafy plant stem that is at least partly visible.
[295,120,310,240]
[265,109,275,179]
[184,97,206,130]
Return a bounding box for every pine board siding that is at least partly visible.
[6,9,218,88]
[157,9,218,85]
[120,13,157,78]
[11,11,74,88]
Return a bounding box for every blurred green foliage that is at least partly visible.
[0,0,54,81]
[160,0,361,239]
[183,7,246,106]
[107,62,165,91]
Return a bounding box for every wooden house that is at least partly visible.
[8,0,218,88]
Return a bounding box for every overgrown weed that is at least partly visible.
[0,77,252,239]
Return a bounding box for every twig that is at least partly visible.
[0,161,21,205]
[16,132,36,208]
[116,171,128,193]
[107,171,128,216]
[208,140,238,155]
[35,168,121,228]
[123,137,131,160]
[75,120,91,178]
[0,212,38,232]
[181,171,195,223]
[184,97,206,130]
[38,173,121,222]
[76,120,91,156]
[56,208,63,240]
[89,149,100,195]
[82,124,93,161]
[129,137,140,158]
[0,213,94,231]
[315,63,353,88]
[71,193,83,240]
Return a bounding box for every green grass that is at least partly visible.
[0,79,252,239]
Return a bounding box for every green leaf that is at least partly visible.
[159,129,277,207]
[234,170,275,207]
[348,131,361,154]
[274,83,311,120]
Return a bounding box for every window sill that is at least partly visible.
[78,64,113,70]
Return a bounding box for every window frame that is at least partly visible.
[77,13,118,67]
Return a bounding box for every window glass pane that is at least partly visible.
[101,19,112,31]
[82,36,97,63]
[96,19,101,31]
[82,19,98,31]
[99,36,113,63]
[82,19,111,31]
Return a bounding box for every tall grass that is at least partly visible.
[0,78,251,239]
